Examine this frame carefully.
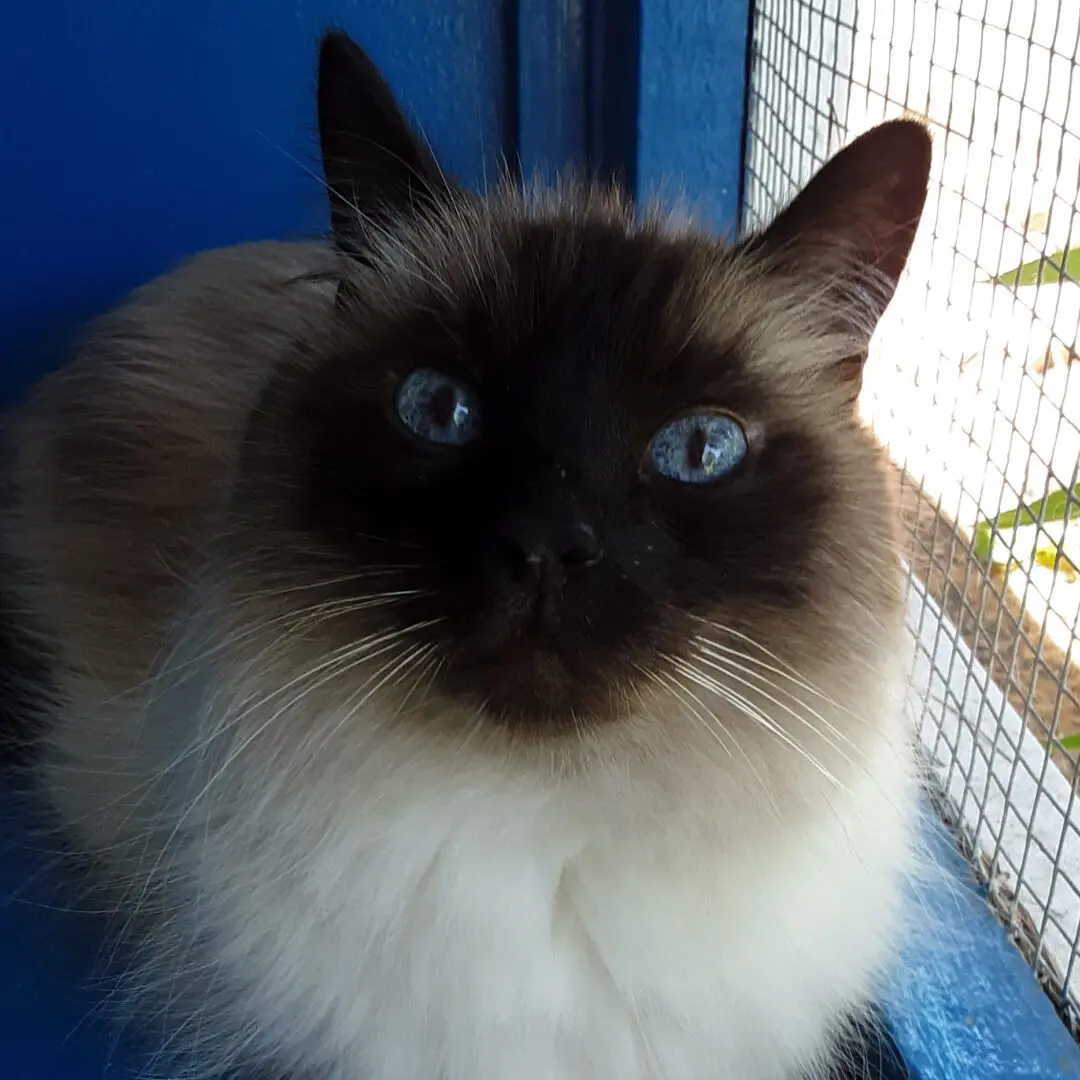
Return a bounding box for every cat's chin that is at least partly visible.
[442,641,627,732]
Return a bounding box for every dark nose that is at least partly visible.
[496,515,603,583]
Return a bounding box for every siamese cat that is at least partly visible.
[1,29,931,1080]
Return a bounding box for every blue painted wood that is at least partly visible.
[515,0,587,182]
[584,0,642,191]
[634,0,752,231]
[885,801,1080,1079]
[0,0,508,407]
[513,0,643,194]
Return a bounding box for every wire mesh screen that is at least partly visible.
[742,0,1080,1028]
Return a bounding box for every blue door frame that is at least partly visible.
[512,0,749,230]
[2,2,1080,1077]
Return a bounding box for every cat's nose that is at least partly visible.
[496,515,603,583]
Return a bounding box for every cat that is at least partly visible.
[0,28,931,1080]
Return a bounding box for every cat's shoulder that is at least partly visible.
[107,239,339,338]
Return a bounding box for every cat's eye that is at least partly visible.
[395,368,480,446]
[645,412,748,484]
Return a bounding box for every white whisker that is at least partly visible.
[667,656,847,791]
[689,645,859,761]
[117,619,444,943]
[637,663,773,800]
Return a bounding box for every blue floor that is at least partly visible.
[0,779,140,1079]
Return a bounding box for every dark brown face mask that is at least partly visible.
[238,37,930,734]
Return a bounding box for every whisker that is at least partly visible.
[691,632,843,709]
[227,566,426,601]
[667,656,846,790]
[101,585,432,721]
[116,619,443,941]
[293,641,438,775]
[668,672,771,797]
[689,646,859,761]
[52,604,440,833]
[636,662,773,799]
[687,617,886,723]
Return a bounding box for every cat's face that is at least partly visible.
[278,208,854,730]
[227,33,931,743]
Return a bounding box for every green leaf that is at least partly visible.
[1033,548,1061,571]
[1056,733,1080,753]
[972,519,997,563]
[972,483,1080,566]
[995,485,1080,530]
[991,246,1080,288]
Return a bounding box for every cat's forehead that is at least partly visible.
[339,188,804,401]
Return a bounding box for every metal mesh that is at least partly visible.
[743,0,1080,1023]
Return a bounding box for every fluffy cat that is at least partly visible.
[0,29,931,1080]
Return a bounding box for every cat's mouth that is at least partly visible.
[427,549,645,727]
[440,620,618,729]
[460,652,607,728]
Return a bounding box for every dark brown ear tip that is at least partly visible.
[318,27,374,78]
[859,118,934,175]
[319,27,357,54]
[318,28,351,61]
[890,117,933,157]
[317,29,398,124]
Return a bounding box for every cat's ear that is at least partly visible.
[317,30,455,252]
[746,119,932,384]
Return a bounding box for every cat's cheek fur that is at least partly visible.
[41,620,917,1080]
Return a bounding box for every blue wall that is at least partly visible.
[0,1,509,404]
[635,0,751,232]
[0,0,757,406]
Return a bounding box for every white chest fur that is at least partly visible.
[164,710,916,1080]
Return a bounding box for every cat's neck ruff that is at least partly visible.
[89,633,917,1080]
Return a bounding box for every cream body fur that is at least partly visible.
[4,239,917,1080]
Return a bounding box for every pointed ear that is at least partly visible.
[317,30,455,252]
[746,119,932,386]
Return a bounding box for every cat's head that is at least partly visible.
[223,31,930,763]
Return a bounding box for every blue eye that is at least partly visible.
[395,368,480,445]
[646,412,748,484]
